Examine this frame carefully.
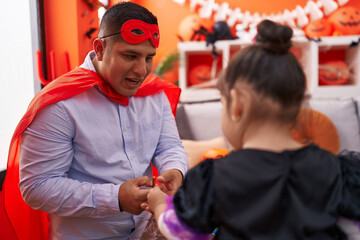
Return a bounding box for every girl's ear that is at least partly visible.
[93,38,105,61]
[230,86,252,122]
[230,88,242,121]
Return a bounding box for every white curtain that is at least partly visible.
[0,0,40,170]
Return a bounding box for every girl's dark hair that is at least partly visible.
[98,2,158,39]
[218,19,306,124]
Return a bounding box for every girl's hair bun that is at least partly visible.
[255,20,293,54]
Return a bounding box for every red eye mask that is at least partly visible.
[120,19,160,48]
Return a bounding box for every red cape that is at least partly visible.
[2,67,181,240]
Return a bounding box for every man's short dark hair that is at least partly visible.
[98,2,158,39]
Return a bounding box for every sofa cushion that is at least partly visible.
[176,101,223,141]
[308,98,360,152]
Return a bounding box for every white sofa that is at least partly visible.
[176,95,360,153]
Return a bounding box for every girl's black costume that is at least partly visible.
[174,145,360,239]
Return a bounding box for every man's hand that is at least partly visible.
[157,169,183,195]
[118,176,152,215]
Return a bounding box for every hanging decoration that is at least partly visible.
[307,1,324,21]
[172,0,352,38]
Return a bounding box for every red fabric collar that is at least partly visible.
[2,67,180,240]
[85,68,130,105]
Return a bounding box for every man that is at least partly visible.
[4,2,188,240]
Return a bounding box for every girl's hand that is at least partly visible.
[141,185,167,218]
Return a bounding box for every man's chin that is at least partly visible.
[118,88,140,96]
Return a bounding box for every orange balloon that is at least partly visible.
[305,19,333,38]
[328,6,360,35]
[290,108,340,155]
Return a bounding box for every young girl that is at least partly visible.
[141,20,360,239]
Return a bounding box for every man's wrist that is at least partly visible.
[118,185,123,212]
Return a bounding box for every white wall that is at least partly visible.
[0,0,40,171]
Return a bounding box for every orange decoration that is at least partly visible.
[305,19,333,38]
[188,64,212,86]
[202,148,228,161]
[328,6,360,36]
[177,14,213,41]
[318,60,350,85]
[290,108,340,155]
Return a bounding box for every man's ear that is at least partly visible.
[93,38,105,61]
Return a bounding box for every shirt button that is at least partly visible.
[124,127,128,131]
[130,157,134,161]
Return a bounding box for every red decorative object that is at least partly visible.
[188,64,212,86]
[36,50,52,86]
[318,60,350,85]
[328,6,360,36]
[305,19,333,38]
